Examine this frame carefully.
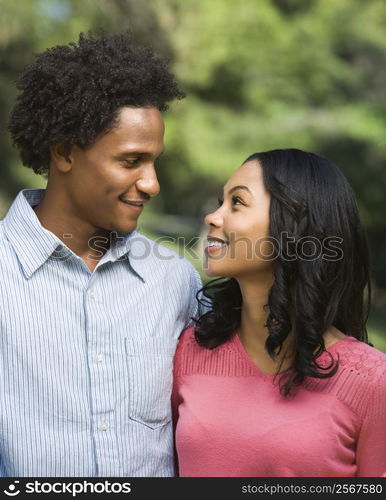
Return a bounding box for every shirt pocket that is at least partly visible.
[125,336,177,430]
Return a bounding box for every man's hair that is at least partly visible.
[8,32,185,175]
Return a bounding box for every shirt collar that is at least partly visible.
[2,189,65,278]
[2,189,148,281]
[103,231,149,282]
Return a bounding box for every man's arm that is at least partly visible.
[184,265,203,330]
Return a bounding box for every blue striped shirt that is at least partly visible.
[0,189,201,477]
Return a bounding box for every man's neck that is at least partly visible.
[33,190,110,272]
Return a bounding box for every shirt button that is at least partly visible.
[88,290,95,299]
[99,422,109,431]
[95,354,103,362]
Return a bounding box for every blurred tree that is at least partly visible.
[151,0,386,287]
[0,0,385,289]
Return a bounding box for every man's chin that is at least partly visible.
[115,221,138,235]
[103,216,138,235]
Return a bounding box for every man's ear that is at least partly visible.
[50,143,74,173]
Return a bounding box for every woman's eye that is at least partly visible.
[217,196,244,207]
[232,195,244,206]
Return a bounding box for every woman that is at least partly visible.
[172,149,386,477]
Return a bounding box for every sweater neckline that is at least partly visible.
[231,332,357,379]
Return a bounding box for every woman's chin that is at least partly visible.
[204,265,231,278]
[204,265,220,277]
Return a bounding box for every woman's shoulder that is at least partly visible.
[173,328,242,377]
[311,337,386,416]
[177,327,196,346]
[329,337,386,378]
[174,327,212,361]
[174,328,198,369]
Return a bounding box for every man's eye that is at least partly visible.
[123,159,139,167]
[217,198,224,207]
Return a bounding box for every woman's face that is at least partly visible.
[204,160,273,278]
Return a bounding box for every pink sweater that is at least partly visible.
[172,328,386,477]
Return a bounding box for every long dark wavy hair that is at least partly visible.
[195,149,371,396]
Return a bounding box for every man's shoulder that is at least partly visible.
[131,231,199,276]
[0,220,8,246]
[0,220,17,283]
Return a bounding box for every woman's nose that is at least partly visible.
[205,208,223,227]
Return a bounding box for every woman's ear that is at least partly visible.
[50,143,74,173]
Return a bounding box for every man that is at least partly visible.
[1,32,201,477]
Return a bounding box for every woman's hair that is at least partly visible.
[8,32,185,175]
[195,148,371,396]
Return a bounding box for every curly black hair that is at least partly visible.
[8,32,185,175]
[195,149,371,397]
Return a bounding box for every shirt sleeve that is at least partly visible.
[183,265,203,330]
[356,370,386,477]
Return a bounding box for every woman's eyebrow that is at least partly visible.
[225,185,254,197]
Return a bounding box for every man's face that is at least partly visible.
[61,106,164,234]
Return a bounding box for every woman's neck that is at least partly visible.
[238,272,273,345]
[236,273,347,373]
[237,272,294,372]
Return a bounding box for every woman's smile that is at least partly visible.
[205,236,229,255]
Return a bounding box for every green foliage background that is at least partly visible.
[0,0,385,351]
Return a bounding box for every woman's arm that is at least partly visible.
[356,371,386,477]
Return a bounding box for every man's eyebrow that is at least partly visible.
[225,185,254,196]
[116,149,165,157]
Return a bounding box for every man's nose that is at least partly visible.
[136,165,160,198]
